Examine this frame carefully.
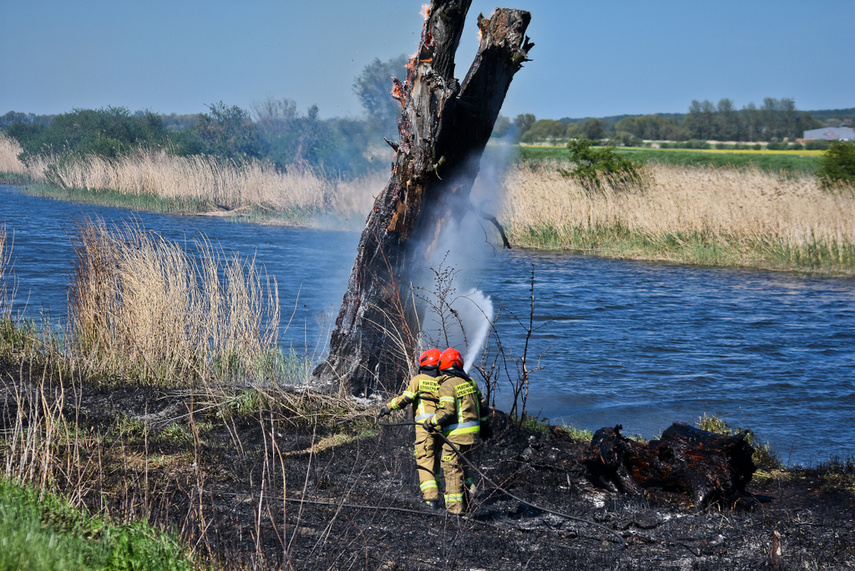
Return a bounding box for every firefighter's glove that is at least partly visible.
[421,421,436,432]
[377,405,391,419]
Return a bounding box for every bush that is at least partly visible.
[558,138,646,193]
[7,107,170,161]
[805,139,831,151]
[816,140,855,187]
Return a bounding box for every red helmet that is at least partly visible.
[439,347,463,371]
[418,348,441,369]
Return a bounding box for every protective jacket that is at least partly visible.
[428,372,488,445]
[427,371,488,513]
[386,372,442,501]
[386,373,441,425]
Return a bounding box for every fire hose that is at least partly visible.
[376,416,626,548]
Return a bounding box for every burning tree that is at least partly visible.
[311,1,532,395]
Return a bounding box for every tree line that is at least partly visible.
[0,56,411,177]
[511,98,853,146]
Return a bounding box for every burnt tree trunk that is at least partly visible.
[311,1,532,395]
[583,423,757,508]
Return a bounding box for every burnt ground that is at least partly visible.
[2,376,854,570]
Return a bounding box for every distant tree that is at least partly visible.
[580,118,605,141]
[564,122,581,139]
[742,102,762,141]
[520,119,565,143]
[491,115,511,139]
[181,102,261,161]
[614,114,683,141]
[513,113,536,140]
[353,54,410,138]
[7,106,169,160]
[715,98,739,141]
[685,99,716,140]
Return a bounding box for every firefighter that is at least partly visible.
[377,348,444,508]
[425,347,490,515]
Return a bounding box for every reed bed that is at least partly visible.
[0,224,9,318]
[68,217,281,385]
[0,135,28,176]
[500,162,855,273]
[22,148,380,225]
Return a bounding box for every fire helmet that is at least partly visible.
[439,347,464,371]
[418,348,441,370]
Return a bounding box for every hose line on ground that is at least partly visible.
[377,418,626,548]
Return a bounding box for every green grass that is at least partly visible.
[0,171,30,185]
[514,224,855,276]
[22,183,214,214]
[0,477,195,571]
[696,413,781,470]
[519,145,823,174]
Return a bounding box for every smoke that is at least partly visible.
[413,142,515,373]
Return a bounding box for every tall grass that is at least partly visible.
[0,134,28,177]
[499,162,855,273]
[68,217,281,385]
[19,147,380,226]
[0,224,10,319]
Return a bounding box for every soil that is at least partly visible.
[2,376,854,570]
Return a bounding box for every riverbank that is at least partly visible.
[1,356,852,570]
[3,133,854,274]
[500,161,855,276]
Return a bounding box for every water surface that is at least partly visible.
[2,185,853,466]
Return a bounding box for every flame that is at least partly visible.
[420,4,430,19]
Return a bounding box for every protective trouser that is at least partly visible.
[440,441,475,514]
[414,430,442,501]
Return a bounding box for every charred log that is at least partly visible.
[311,1,532,395]
[583,423,756,508]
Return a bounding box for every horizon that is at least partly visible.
[2,1,853,121]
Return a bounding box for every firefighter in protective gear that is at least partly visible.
[425,347,489,515]
[377,348,443,508]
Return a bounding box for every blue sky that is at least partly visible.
[2,0,853,121]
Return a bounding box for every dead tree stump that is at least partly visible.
[311,1,532,395]
[583,423,756,508]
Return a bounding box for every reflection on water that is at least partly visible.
[2,185,854,466]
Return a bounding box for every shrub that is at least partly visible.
[805,140,831,151]
[816,140,855,187]
[558,138,646,193]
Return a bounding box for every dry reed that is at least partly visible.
[0,224,9,317]
[68,217,280,385]
[500,162,855,272]
[21,148,380,224]
[0,135,28,175]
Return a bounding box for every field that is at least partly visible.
[518,144,824,173]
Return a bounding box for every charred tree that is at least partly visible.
[311,1,532,395]
[583,423,756,508]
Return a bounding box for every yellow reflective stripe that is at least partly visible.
[445,493,463,503]
[420,480,438,491]
[415,413,433,421]
[442,426,481,436]
[403,390,416,399]
[444,421,479,432]
[439,396,455,404]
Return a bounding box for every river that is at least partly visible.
[1,184,853,466]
